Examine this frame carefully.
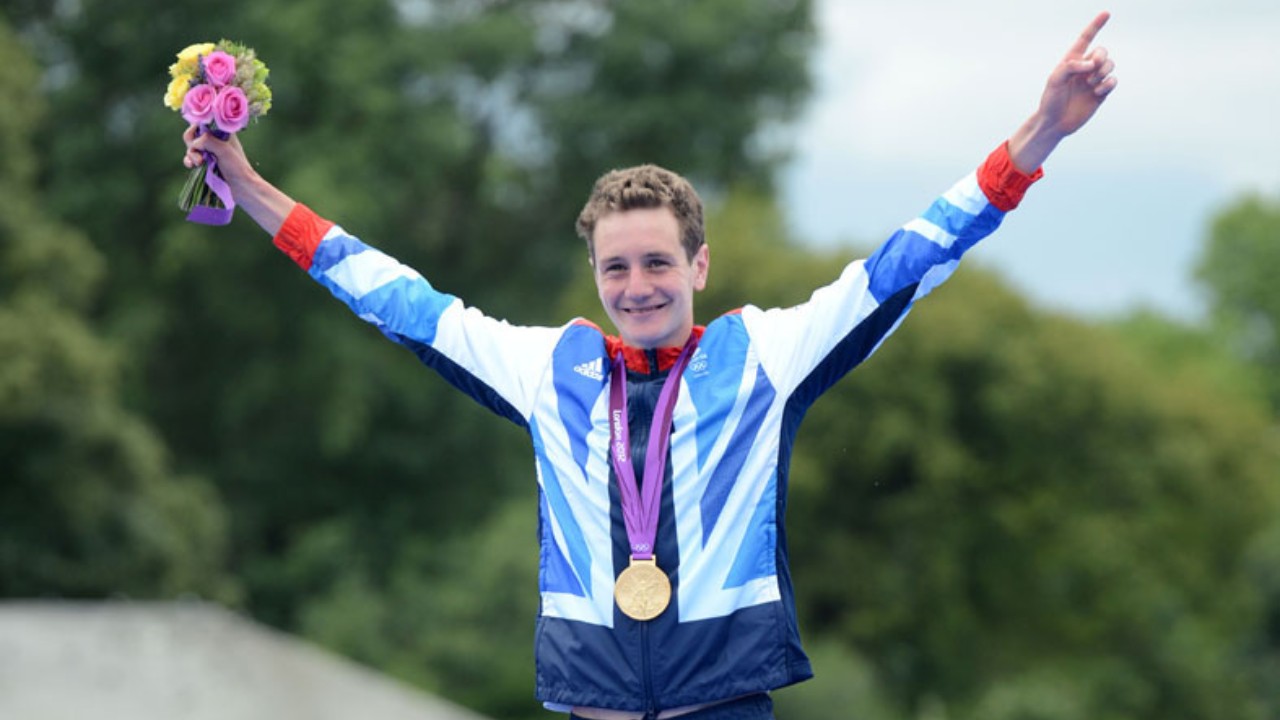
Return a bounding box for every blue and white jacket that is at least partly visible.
[271,145,1041,713]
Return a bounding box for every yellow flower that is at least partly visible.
[177,42,216,66]
[164,73,192,110]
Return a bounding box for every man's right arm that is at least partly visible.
[180,128,567,424]
[182,125,295,236]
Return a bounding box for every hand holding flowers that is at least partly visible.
[165,40,271,224]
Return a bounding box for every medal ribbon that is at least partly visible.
[607,336,698,561]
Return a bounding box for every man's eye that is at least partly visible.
[605,264,626,274]
[646,259,671,269]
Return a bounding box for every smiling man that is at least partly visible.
[580,166,710,351]
[183,12,1117,720]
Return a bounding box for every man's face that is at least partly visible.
[592,207,708,349]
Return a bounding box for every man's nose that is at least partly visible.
[624,268,654,297]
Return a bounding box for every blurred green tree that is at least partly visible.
[1196,194,1280,414]
[0,15,235,601]
[298,496,541,719]
[1192,193,1280,720]
[1106,309,1267,413]
[787,257,1279,719]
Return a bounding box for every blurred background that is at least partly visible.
[1,0,1277,718]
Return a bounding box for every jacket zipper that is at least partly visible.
[642,346,660,719]
[641,620,657,719]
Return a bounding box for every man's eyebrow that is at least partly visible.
[598,250,678,264]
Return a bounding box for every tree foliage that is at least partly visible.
[788,264,1278,720]
[0,15,234,601]
[1196,194,1280,414]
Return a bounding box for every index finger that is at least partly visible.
[1068,11,1111,57]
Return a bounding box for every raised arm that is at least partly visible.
[1008,11,1118,174]
[182,126,296,236]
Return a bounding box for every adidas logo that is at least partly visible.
[573,357,605,381]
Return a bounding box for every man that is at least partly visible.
[183,12,1117,720]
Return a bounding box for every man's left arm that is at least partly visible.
[740,13,1118,397]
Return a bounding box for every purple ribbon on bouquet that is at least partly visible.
[607,337,699,561]
[185,126,236,226]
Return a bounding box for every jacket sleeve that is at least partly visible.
[273,204,564,426]
[740,143,1043,403]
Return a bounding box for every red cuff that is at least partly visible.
[977,142,1044,212]
[272,203,333,272]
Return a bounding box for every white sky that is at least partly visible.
[782,0,1280,320]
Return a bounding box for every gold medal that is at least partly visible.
[614,557,671,621]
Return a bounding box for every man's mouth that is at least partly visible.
[622,303,667,316]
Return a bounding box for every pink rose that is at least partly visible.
[202,50,237,87]
[180,84,217,126]
[212,86,250,134]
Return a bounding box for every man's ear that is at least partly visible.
[692,244,710,291]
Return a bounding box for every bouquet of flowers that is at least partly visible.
[164,40,272,224]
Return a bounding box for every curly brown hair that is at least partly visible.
[575,164,705,261]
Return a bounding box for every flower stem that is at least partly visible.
[178,163,224,212]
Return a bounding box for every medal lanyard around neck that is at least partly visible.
[607,337,698,561]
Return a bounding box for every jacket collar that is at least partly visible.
[605,326,705,375]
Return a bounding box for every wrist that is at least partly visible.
[217,156,261,192]
[234,171,296,237]
[1008,113,1065,175]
